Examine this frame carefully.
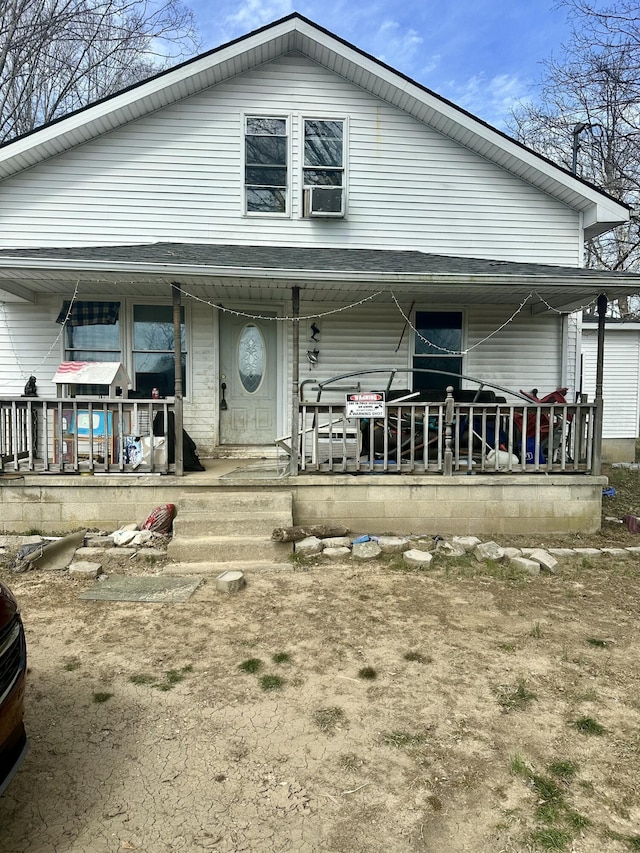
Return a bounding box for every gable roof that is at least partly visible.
[0,13,629,240]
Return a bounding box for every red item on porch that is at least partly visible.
[141,503,176,535]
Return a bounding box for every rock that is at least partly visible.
[502,547,522,559]
[436,540,467,557]
[69,560,103,579]
[322,546,351,560]
[548,548,577,557]
[474,541,505,562]
[600,548,631,558]
[451,536,482,552]
[377,536,410,554]
[523,548,559,574]
[321,536,352,548]
[294,536,323,557]
[510,556,540,576]
[216,570,245,593]
[573,548,601,556]
[403,549,434,568]
[352,540,382,560]
[409,537,436,553]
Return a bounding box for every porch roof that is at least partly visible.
[1,242,640,313]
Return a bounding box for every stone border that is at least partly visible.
[294,533,640,575]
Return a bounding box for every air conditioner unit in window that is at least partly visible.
[303,186,345,218]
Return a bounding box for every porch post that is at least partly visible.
[289,286,300,476]
[172,283,184,476]
[593,292,607,476]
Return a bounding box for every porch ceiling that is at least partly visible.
[1,243,640,312]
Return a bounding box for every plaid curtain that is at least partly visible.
[56,301,120,326]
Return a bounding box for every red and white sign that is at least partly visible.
[345,392,385,418]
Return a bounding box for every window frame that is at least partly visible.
[242,113,291,217]
[300,115,348,217]
[62,298,191,399]
[411,309,465,391]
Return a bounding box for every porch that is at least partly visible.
[0,455,606,538]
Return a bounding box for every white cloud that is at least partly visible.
[216,0,294,41]
[441,72,531,130]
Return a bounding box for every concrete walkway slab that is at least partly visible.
[79,575,202,602]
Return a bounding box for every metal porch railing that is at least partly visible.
[0,397,179,474]
[292,392,596,475]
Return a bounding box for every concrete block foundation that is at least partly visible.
[0,472,606,537]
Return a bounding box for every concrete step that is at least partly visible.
[165,560,296,576]
[172,513,291,537]
[175,491,292,515]
[166,535,292,564]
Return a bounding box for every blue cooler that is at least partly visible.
[525,437,545,464]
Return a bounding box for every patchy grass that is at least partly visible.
[494,677,538,712]
[272,652,292,664]
[403,650,431,663]
[63,658,81,671]
[238,658,263,674]
[92,692,113,703]
[338,753,364,771]
[129,673,156,685]
[312,706,346,735]
[129,665,193,692]
[586,637,609,648]
[548,760,579,781]
[511,754,590,851]
[573,716,607,736]
[260,674,285,691]
[382,730,428,748]
[357,666,377,680]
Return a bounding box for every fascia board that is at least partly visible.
[2,256,640,290]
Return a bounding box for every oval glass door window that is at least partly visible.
[237,324,265,393]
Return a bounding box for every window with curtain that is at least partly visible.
[63,305,122,395]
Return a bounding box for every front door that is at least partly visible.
[219,314,278,445]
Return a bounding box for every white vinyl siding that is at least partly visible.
[289,300,564,410]
[0,55,580,265]
[582,327,640,440]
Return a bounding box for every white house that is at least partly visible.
[1,13,640,534]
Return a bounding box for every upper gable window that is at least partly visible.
[245,116,288,214]
[303,119,344,186]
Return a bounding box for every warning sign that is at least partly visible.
[345,392,386,418]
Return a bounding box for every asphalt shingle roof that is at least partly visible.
[0,243,638,281]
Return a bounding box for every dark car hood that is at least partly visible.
[0,581,18,624]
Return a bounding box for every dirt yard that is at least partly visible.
[1,536,639,853]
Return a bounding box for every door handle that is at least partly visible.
[220,382,228,411]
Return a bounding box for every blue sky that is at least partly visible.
[187,0,574,129]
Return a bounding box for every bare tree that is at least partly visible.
[0,0,199,144]
[510,0,640,315]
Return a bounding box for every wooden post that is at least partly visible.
[289,286,300,476]
[592,293,607,475]
[444,386,454,476]
[171,283,184,476]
